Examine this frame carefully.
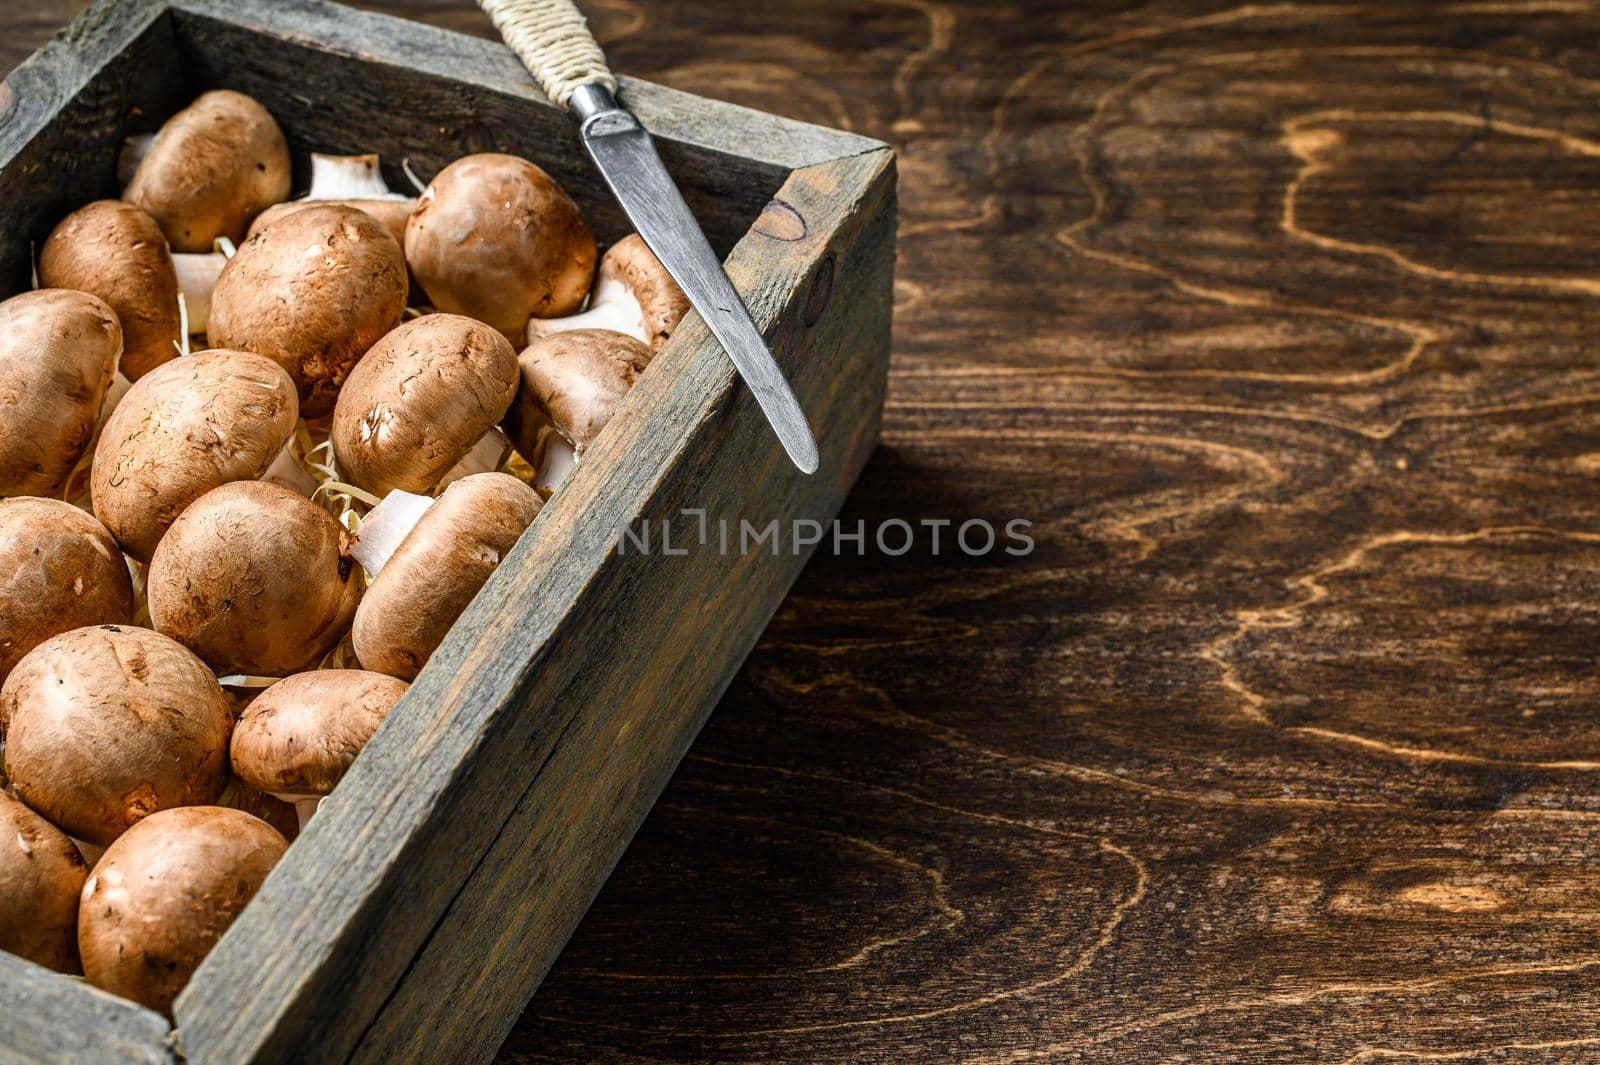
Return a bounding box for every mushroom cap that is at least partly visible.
[78,806,287,1016]
[248,197,415,249]
[331,314,519,495]
[0,289,121,498]
[247,199,420,306]
[208,204,408,417]
[90,348,299,563]
[147,481,362,676]
[230,670,409,799]
[505,328,652,466]
[38,200,181,382]
[598,235,689,351]
[405,153,596,337]
[123,90,292,253]
[353,473,542,680]
[1,624,232,846]
[529,235,690,353]
[0,498,135,689]
[0,790,88,974]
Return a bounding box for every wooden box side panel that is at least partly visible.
[352,152,897,1065]
[176,145,895,1065]
[0,1,185,295]
[167,0,881,171]
[0,953,172,1065]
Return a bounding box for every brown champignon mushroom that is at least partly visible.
[36,209,227,455]
[208,203,408,416]
[1,625,232,847]
[123,90,292,253]
[38,200,181,381]
[78,806,286,1016]
[91,348,298,563]
[247,153,417,247]
[230,669,409,826]
[331,314,519,496]
[349,473,542,680]
[0,289,120,498]
[146,481,362,677]
[504,328,653,494]
[0,790,88,973]
[528,234,688,352]
[405,153,596,338]
[0,498,134,690]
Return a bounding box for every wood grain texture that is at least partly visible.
[0,954,172,1065]
[11,0,1600,1062]
[0,0,183,295]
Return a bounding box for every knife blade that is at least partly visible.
[478,0,819,472]
[568,85,819,475]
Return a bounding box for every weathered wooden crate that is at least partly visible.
[0,1,895,1062]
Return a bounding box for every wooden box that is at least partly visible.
[0,1,895,1062]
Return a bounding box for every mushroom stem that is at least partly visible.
[292,798,320,831]
[347,489,436,577]
[306,154,410,202]
[116,133,155,187]
[172,252,228,334]
[438,428,513,489]
[537,436,579,495]
[528,277,648,346]
[261,439,318,497]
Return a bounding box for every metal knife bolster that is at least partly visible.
[567,84,821,475]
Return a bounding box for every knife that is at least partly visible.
[478,0,821,475]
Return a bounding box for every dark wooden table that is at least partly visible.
[11,1,1600,1061]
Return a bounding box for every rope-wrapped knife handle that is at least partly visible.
[479,0,617,107]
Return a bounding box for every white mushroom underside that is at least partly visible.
[261,440,318,497]
[537,437,579,495]
[172,252,227,334]
[306,154,410,201]
[527,278,648,346]
[347,488,435,577]
[437,428,512,490]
